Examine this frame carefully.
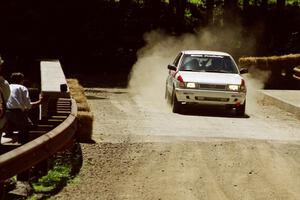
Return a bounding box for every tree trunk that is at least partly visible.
[261,0,268,10]
[277,0,285,10]
[243,0,249,11]
[206,0,214,25]
[119,0,132,8]
[224,0,239,25]
[168,0,187,32]
[176,0,187,19]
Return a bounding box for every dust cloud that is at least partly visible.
[128,27,268,112]
[244,68,271,112]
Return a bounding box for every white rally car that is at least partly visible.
[165,50,248,116]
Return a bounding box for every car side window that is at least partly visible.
[173,53,182,66]
[179,55,192,70]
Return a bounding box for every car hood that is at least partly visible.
[178,71,243,85]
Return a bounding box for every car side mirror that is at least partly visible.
[240,68,248,74]
[168,64,177,71]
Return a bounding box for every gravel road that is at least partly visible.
[53,87,300,200]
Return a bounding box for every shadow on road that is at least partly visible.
[177,105,250,119]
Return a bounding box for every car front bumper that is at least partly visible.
[175,88,246,106]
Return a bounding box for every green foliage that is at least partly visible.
[31,165,71,193]
[188,0,299,7]
[27,144,82,200]
[267,0,299,5]
[185,9,192,17]
[189,0,205,6]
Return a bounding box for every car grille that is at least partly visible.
[195,96,229,102]
[197,84,226,91]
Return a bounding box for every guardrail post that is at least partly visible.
[17,170,30,182]
[31,159,49,179]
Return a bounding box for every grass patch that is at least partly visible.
[32,165,71,193]
[28,143,83,200]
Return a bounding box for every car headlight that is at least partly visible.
[186,82,196,88]
[227,84,239,91]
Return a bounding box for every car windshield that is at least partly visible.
[179,54,239,74]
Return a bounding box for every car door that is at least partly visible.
[166,52,182,94]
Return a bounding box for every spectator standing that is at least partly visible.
[0,55,11,136]
[6,72,42,143]
[0,55,13,196]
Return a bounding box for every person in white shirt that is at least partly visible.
[0,55,11,138]
[6,72,42,143]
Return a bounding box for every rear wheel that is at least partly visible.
[236,100,246,116]
[171,90,181,113]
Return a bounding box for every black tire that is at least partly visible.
[236,100,246,116]
[171,90,181,113]
[165,85,172,105]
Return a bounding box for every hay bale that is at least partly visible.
[76,111,94,142]
[67,80,89,108]
[67,78,94,142]
[239,54,300,70]
[67,79,90,112]
[239,54,300,89]
[76,102,91,112]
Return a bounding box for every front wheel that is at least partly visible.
[165,85,169,100]
[236,100,246,116]
[171,90,181,113]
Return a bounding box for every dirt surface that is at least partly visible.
[53,88,300,200]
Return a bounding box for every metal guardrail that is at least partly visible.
[0,60,78,199]
[293,66,300,80]
[0,98,77,181]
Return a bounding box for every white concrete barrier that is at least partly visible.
[260,90,300,118]
[40,60,70,97]
[40,60,70,118]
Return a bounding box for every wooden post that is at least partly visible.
[31,159,49,179]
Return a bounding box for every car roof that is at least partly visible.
[181,50,231,56]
